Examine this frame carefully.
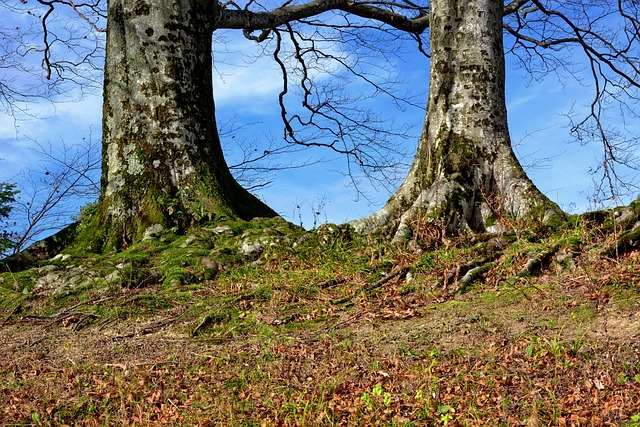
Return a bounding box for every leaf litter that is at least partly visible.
[1,217,640,426]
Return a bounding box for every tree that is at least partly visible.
[24,0,429,252]
[2,0,428,254]
[95,0,275,251]
[0,181,18,256]
[353,0,640,240]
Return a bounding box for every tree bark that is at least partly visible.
[95,0,276,251]
[352,0,562,240]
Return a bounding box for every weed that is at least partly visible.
[360,391,373,411]
[543,334,564,357]
[436,404,455,425]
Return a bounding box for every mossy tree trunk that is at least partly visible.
[352,0,562,240]
[95,0,276,251]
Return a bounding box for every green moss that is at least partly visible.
[0,269,39,315]
[484,214,497,228]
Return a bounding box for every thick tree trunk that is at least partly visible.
[352,0,562,240]
[95,0,276,250]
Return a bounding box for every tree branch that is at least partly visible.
[218,0,429,34]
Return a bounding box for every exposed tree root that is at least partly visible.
[427,235,565,296]
[192,314,213,337]
[517,245,560,277]
[580,199,640,258]
[351,175,563,245]
[315,277,347,289]
[591,201,640,258]
[455,262,495,295]
[435,252,502,295]
[577,203,640,258]
[113,315,186,340]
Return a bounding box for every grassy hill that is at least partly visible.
[1,210,639,426]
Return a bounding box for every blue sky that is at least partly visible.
[1,5,637,239]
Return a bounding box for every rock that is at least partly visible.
[38,264,58,274]
[142,224,164,240]
[315,223,353,245]
[34,265,94,296]
[181,234,198,248]
[487,237,509,252]
[201,256,221,271]
[181,226,235,249]
[240,239,263,257]
[104,270,121,284]
[204,225,233,235]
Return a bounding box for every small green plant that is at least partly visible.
[572,325,586,355]
[437,404,455,425]
[525,339,537,358]
[372,384,392,410]
[544,336,563,356]
[361,384,393,414]
[543,328,566,357]
[360,392,373,411]
[413,389,432,420]
[627,414,640,427]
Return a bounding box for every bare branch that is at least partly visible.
[263,19,419,195]
[8,138,100,253]
[0,0,105,116]
[505,0,640,202]
[503,0,533,17]
[218,0,430,34]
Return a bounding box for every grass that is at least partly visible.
[1,215,639,426]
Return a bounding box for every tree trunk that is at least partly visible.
[95,0,276,251]
[352,0,562,240]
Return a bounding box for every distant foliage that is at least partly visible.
[0,182,18,256]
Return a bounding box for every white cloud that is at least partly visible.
[213,60,282,111]
[0,92,102,184]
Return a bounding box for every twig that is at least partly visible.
[19,295,118,322]
[315,277,347,289]
[3,304,21,321]
[191,315,212,337]
[334,267,408,304]
[43,311,99,329]
[112,310,189,340]
[71,313,99,331]
[50,300,91,318]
